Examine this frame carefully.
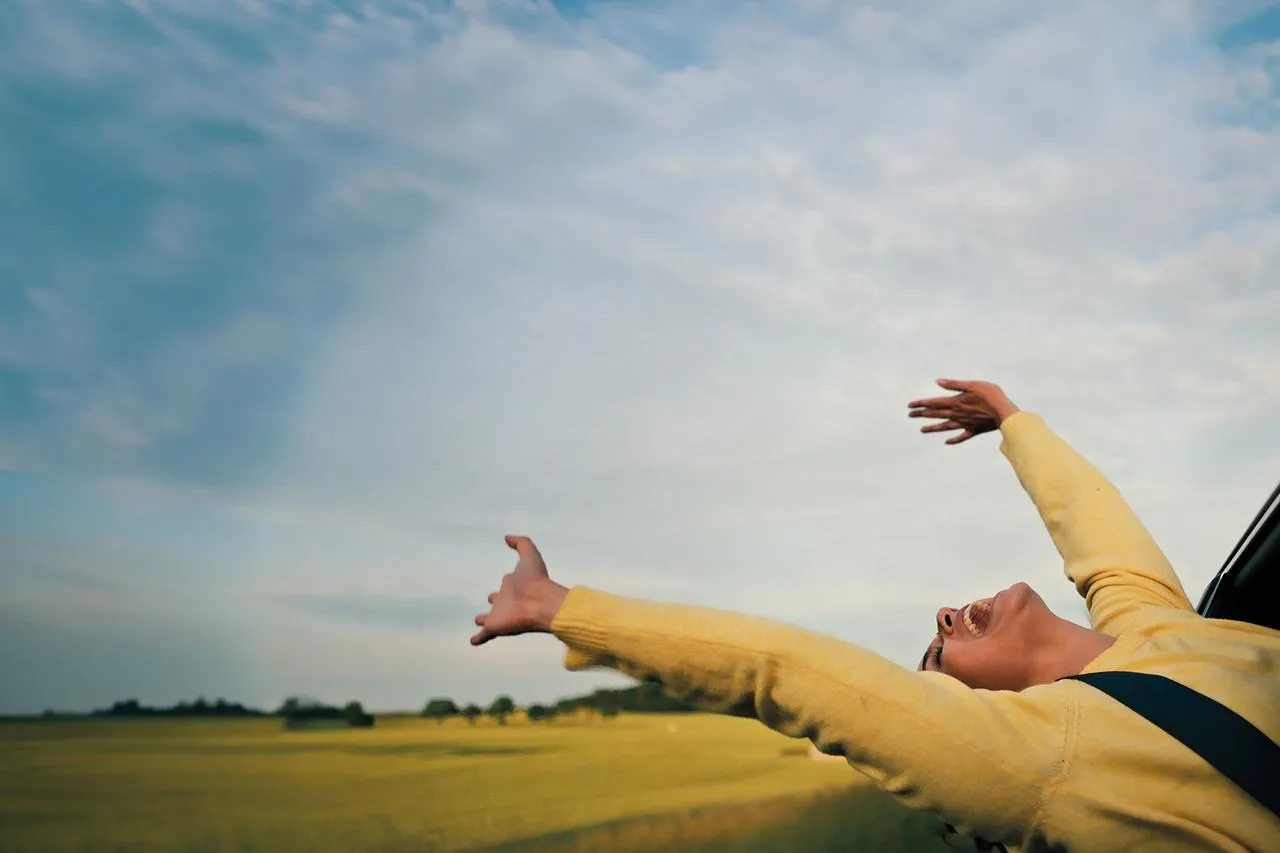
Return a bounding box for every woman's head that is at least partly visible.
[918,581,1060,690]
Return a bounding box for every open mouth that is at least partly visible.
[960,600,993,637]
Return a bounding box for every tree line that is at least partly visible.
[423,681,698,725]
[82,696,372,727]
[90,698,266,718]
[38,680,697,724]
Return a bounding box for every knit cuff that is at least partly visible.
[998,410,1044,457]
[551,586,615,670]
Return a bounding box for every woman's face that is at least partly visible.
[918,581,1051,690]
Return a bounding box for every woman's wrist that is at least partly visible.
[992,397,1020,425]
[528,580,570,632]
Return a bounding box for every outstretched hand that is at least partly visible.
[471,535,568,646]
[907,379,1020,445]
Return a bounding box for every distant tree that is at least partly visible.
[526,704,553,723]
[601,704,620,721]
[343,701,376,728]
[423,698,460,724]
[487,695,516,726]
[544,683,696,717]
[277,696,313,717]
[277,697,372,729]
[461,704,483,726]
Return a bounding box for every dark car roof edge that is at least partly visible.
[1197,479,1280,619]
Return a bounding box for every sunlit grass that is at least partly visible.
[0,713,960,852]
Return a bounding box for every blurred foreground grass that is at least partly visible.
[0,713,961,852]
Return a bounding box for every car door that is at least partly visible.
[1197,481,1280,631]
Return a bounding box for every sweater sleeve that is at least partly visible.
[998,411,1194,635]
[551,587,1071,849]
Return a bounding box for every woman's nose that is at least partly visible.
[936,607,957,635]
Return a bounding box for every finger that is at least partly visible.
[908,397,960,410]
[945,430,975,445]
[937,378,973,391]
[908,407,954,420]
[474,613,487,626]
[505,534,541,557]
[470,630,489,646]
[921,421,962,433]
[488,592,496,604]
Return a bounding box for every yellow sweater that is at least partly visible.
[549,412,1280,853]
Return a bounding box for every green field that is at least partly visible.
[0,714,962,853]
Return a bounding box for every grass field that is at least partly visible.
[0,713,962,853]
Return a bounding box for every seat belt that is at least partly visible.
[1061,671,1280,818]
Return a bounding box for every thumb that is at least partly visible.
[937,378,972,391]
[505,534,540,557]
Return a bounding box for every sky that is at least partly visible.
[1,0,1278,715]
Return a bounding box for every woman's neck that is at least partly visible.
[1026,617,1116,687]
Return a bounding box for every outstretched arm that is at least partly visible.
[909,380,1194,635]
[997,412,1194,632]
[472,537,1069,850]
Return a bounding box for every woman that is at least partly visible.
[470,379,1279,852]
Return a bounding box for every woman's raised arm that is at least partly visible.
[909,379,1194,635]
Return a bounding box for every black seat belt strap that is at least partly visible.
[1062,671,1280,818]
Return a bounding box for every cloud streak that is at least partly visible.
[1,0,1277,712]
[274,592,475,631]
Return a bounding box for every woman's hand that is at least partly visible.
[471,535,569,646]
[907,379,1020,445]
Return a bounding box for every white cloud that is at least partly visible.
[3,0,1279,709]
[277,1,1280,604]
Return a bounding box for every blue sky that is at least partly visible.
[1,0,1278,714]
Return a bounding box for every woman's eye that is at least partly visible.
[932,646,943,668]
